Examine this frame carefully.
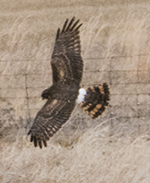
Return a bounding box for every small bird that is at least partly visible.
[28,17,110,148]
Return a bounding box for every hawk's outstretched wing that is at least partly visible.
[28,18,83,148]
[28,98,76,148]
[51,17,83,84]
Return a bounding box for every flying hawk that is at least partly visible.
[28,17,110,148]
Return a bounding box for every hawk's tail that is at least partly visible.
[77,83,110,119]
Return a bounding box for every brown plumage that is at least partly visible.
[80,83,110,119]
[28,17,83,148]
[28,17,110,148]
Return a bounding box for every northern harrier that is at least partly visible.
[28,17,110,148]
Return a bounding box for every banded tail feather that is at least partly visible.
[77,83,110,119]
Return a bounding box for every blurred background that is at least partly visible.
[0,0,150,182]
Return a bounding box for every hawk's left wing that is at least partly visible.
[51,17,83,85]
[28,98,76,148]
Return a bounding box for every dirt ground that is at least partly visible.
[0,0,150,182]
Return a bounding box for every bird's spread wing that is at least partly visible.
[51,17,83,84]
[28,98,76,148]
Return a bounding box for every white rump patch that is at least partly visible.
[76,88,87,104]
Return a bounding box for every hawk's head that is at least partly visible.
[41,87,51,100]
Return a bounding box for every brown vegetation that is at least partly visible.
[0,0,150,182]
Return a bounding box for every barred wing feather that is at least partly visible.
[51,17,83,84]
[28,98,76,148]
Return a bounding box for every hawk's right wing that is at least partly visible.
[28,98,76,148]
[51,17,83,85]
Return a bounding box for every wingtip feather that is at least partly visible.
[56,17,82,38]
[56,28,60,40]
[74,23,82,31]
[61,18,68,33]
[66,17,75,31]
[28,131,48,148]
[43,140,47,147]
[39,140,42,149]
[34,137,37,147]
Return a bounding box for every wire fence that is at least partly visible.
[0,54,150,138]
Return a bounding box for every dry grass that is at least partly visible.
[1,0,150,182]
[1,116,150,183]
[1,123,150,183]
